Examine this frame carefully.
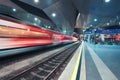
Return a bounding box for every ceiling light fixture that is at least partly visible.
[94,19,97,22]
[13,8,16,12]
[119,22,120,25]
[107,23,110,25]
[48,26,51,28]
[90,25,93,27]
[34,17,38,21]
[52,13,56,17]
[105,0,111,3]
[34,0,39,3]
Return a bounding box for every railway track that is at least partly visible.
[5,43,80,80]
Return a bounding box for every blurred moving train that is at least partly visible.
[0,17,77,50]
[0,4,78,57]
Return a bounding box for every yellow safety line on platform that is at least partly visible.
[71,45,82,80]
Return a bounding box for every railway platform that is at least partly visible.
[59,42,120,80]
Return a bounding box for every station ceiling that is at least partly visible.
[1,0,120,34]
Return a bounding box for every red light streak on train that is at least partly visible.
[0,17,77,49]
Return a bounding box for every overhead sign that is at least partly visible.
[95,29,120,34]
